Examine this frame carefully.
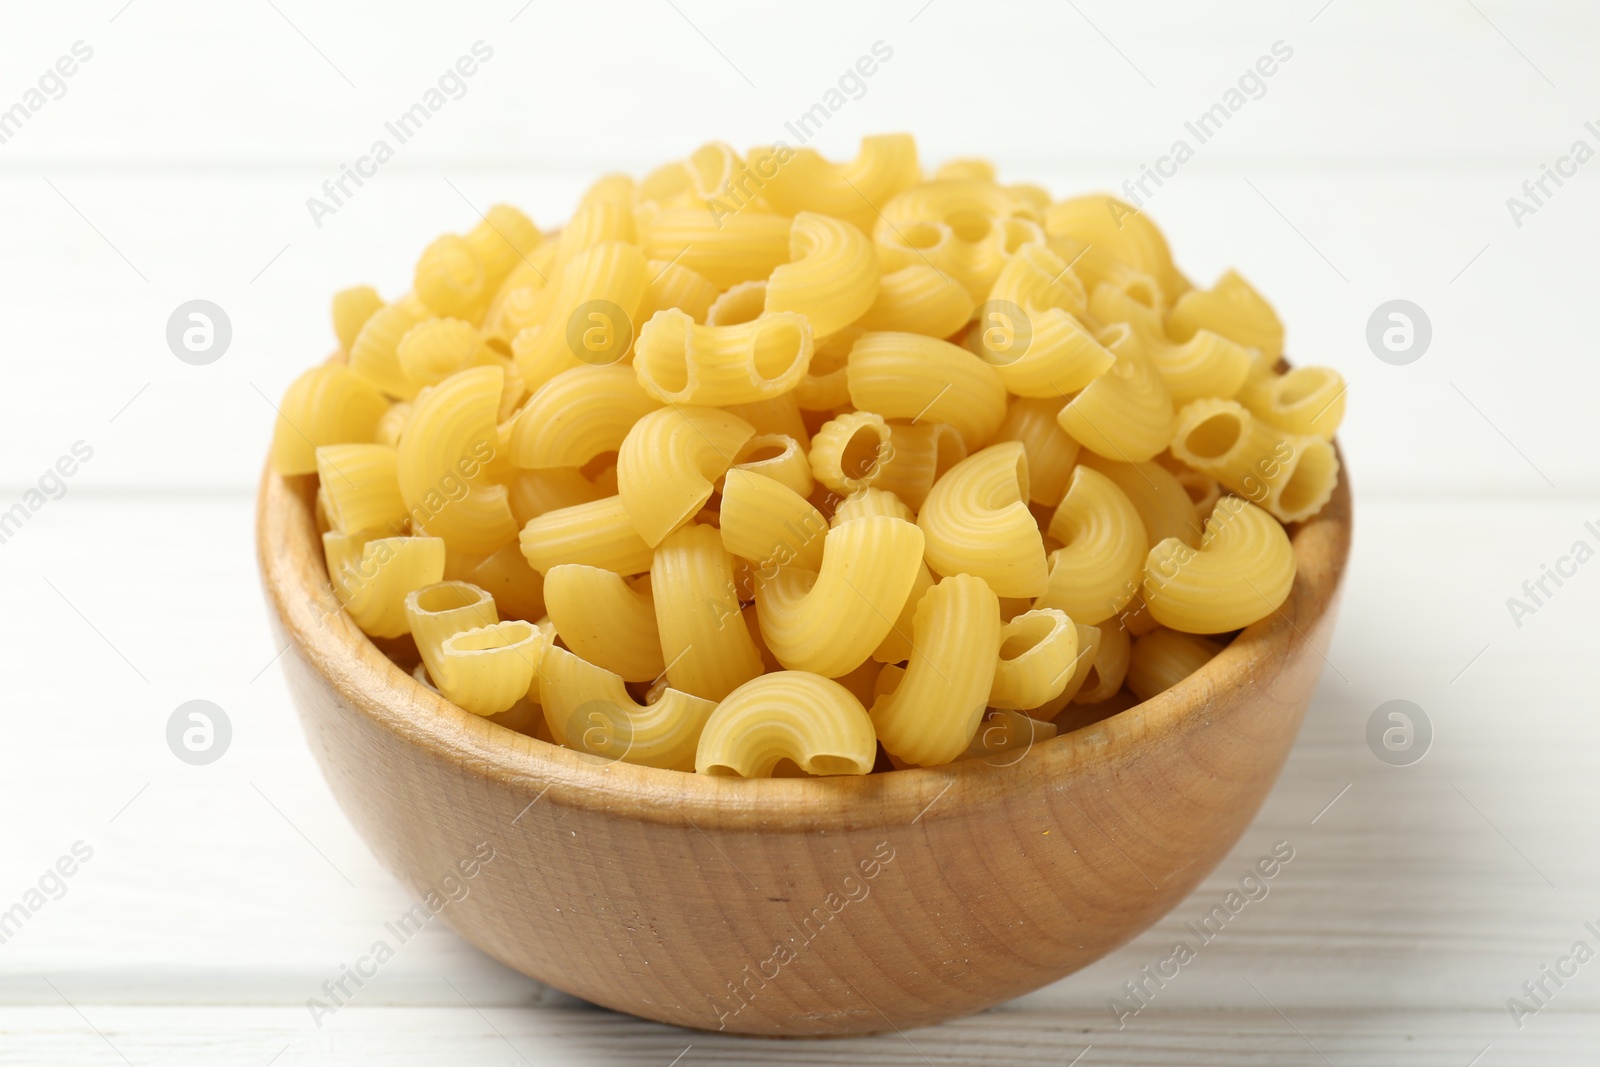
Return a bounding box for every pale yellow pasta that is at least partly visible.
[1236,364,1346,441]
[540,645,716,772]
[543,564,664,682]
[581,172,635,209]
[935,157,996,182]
[554,199,638,268]
[1080,451,1202,548]
[747,134,921,235]
[721,393,811,448]
[854,264,976,337]
[1169,398,1339,523]
[959,708,1058,763]
[1056,324,1175,463]
[1072,620,1131,704]
[633,309,812,406]
[651,523,765,700]
[315,444,405,535]
[870,559,932,664]
[704,280,768,326]
[695,671,877,777]
[508,365,661,470]
[1167,269,1284,361]
[793,328,856,411]
[638,141,749,211]
[990,607,1077,711]
[846,331,1007,450]
[405,580,498,682]
[1032,466,1147,624]
[917,442,1047,598]
[809,411,892,494]
[1043,194,1188,306]
[434,620,547,717]
[1027,621,1102,719]
[374,401,411,449]
[994,397,1080,506]
[507,467,608,526]
[1126,628,1224,701]
[512,241,649,391]
[271,364,391,476]
[865,421,967,512]
[396,365,517,555]
[414,234,492,323]
[518,495,654,576]
[1143,496,1295,634]
[323,531,446,638]
[332,285,384,354]
[637,208,792,290]
[1116,593,1161,638]
[1089,283,1252,403]
[480,244,559,350]
[874,179,1045,302]
[467,543,546,621]
[728,434,814,498]
[764,212,879,338]
[870,574,1001,767]
[831,486,917,526]
[754,515,925,676]
[639,259,721,325]
[463,204,544,294]
[617,406,754,546]
[395,318,490,390]
[718,469,828,573]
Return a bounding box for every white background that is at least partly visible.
[2,1,1598,1063]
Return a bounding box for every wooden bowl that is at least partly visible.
[257,451,1351,1037]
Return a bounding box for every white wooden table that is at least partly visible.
[4,2,1599,1062]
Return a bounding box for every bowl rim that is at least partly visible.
[258,432,1352,833]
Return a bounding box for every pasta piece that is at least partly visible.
[637,208,793,289]
[374,401,411,449]
[1071,621,1131,705]
[553,199,637,268]
[1032,467,1147,624]
[721,393,811,448]
[746,134,921,234]
[463,204,544,293]
[634,309,812,405]
[870,421,967,512]
[935,157,996,182]
[727,433,813,498]
[1043,195,1188,306]
[1167,269,1284,361]
[650,524,765,700]
[332,285,384,354]
[315,444,405,535]
[512,241,649,391]
[874,179,1045,302]
[323,532,446,639]
[405,580,498,682]
[508,365,661,470]
[869,559,933,664]
[764,212,879,338]
[1143,496,1296,634]
[854,264,976,337]
[870,574,1001,767]
[395,365,517,555]
[518,495,654,575]
[718,469,829,574]
[831,487,917,526]
[271,364,391,476]
[414,234,491,322]
[809,411,892,494]
[543,564,664,682]
[1169,398,1339,523]
[639,259,721,325]
[994,397,1079,506]
[959,708,1058,763]
[705,280,768,326]
[917,442,1048,598]
[1027,621,1103,719]
[638,141,750,211]
[754,516,925,676]
[1116,592,1160,638]
[507,466,609,526]
[540,645,716,772]
[976,244,1116,397]
[1126,628,1224,701]
[990,608,1078,711]
[1089,283,1252,403]
[1079,451,1202,548]
[434,620,547,717]
[617,406,754,546]
[396,318,490,390]
[695,671,878,777]
[480,244,559,351]
[1236,364,1346,441]
[467,543,546,621]
[581,172,636,209]
[1056,323,1175,463]
[846,331,1007,450]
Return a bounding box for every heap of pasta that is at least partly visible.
[270,134,1345,777]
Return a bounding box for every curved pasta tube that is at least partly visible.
[639,259,721,326]
[994,396,1080,506]
[1072,620,1131,704]
[718,468,829,573]
[463,204,543,294]
[1079,451,1202,549]
[651,523,765,700]
[540,645,717,772]
[480,244,559,350]
[1127,628,1225,701]
[854,264,976,337]
[1026,621,1103,720]
[1089,283,1252,403]
[1143,496,1296,634]
[809,411,892,494]
[323,532,446,639]
[553,199,637,268]
[638,141,749,210]
[990,608,1078,711]
[705,280,768,326]
[508,365,661,470]
[272,365,392,476]
[874,179,1045,301]
[1042,195,1188,306]
[414,233,491,322]
[396,318,491,390]
[846,331,1007,450]
[467,543,546,621]
[511,241,649,392]
[1236,364,1346,441]
[374,400,411,450]
[696,671,877,777]
[868,559,933,665]
[434,620,548,717]
[315,444,405,535]
[917,442,1048,598]
[507,466,609,526]
[634,309,813,405]
[960,708,1058,763]
[637,208,793,290]
[832,487,916,526]
[870,574,1001,766]
[754,516,926,677]
[764,212,879,338]
[518,495,654,575]
[396,365,517,555]
[1167,269,1284,361]
[1033,466,1148,624]
[793,327,855,411]
[727,433,813,498]
[746,134,921,234]
[870,421,967,511]
[721,393,811,448]
[543,564,664,682]
[332,285,384,354]
[405,580,499,682]
[1169,398,1339,523]
[616,406,755,546]
[988,241,1088,320]
[1056,324,1175,464]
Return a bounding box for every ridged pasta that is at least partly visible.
[271,364,392,476]
[1056,323,1175,463]
[1167,269,1284,361]
[518,495,654,576]
[808,411,892,494]
[1032,466,1147,624]
[540,645,716,772]
[1169,398,1339,523]
[994,396,1079,506]
[414,234,492,323]
[637,208,793,290]
[508,364,661,470]
[1236,364,1346,441]
[315,444,405,535]
[846,331,1007,450]
[1043,195,1188,306]
[960,708,1058,763]
[718,469,829,573]
[395,318,490,391]
[544,565,664,682]
[747,134,921,235]
[1072,620,1131,704]
[396,365,517,555]
[874,179,1045,302]
[917,442,1048,598]
[727,433,814,498]
[1143,496,1295,634]
[650,524,765,700]
[512,241,649,391]
[332,285,384,354]
[869,420,967,511]
[639,259,721,325]
[405,580,499,683]
[617,406,754,546]
[695,671,878,777]
[854,264,976,337]
[990,607,1078,711]
[463,204,544,295]
[434,620,547,717]
[1089,283,1253,404]
[1079,452,1202,548]
[467,543,546,621]
[764,212,879,338]
[1126,628,1224,701]
[634,309,812,406]
[323,532,446,638]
